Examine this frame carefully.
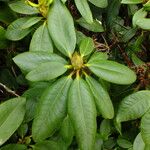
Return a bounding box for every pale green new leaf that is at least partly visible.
[32,77,72,141]
[48,0,76,57]
[88,0,108,8]
[13,52,67,73]
[6,17,33,41]
[116,90,150,124]
[79,37,94,57]
[133,133,145,150]
[77,18,104,32]
[74,0,93,24]
[132,8,147,27]
[0,97,26,146]
[141,108,150,144]
[121,0,142,4]
[88,60,136,84]
[26,62,67,82]
[30,24,53,53]
[136,18,150,30]
[68,78,96,150]
[9,0,39,14]
[21,17,43,29]
[86,76,114,119]
[88,52,108,64]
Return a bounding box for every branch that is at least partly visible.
[0,83,19,97]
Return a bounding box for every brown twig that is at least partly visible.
[0,83,19,97]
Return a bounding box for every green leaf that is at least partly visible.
[88,52,108,64]
[9,0,39,14]
[79,37,94,57]
[133,133,145,150]
[88,0,108,8]
[74,0,93,24]
[32,77,72,141]
[94,134,103,150]
[6,17,33,41]
[0,26,9,49]
[117,138,132,149]
[21,17,43,29]
[116,90,150,124]
[88,60,136,84]
[23,83,49,122]
[33,141,62,150]
[17,124,28,138]
[100,119,112,141]
[59,116,74,146]
[48,0,76,57]
[68,78,96,150]
[86,76,114,119]
[141,108,150,144]
[0,144,27,150]
[26,62,67,82]
[136,18,150,30]
[132,8,147,27]
[13,52,67,73]
[121,0,143,4]
[30,24,53,53]
[77,18,104,32]
[0,97,26,146]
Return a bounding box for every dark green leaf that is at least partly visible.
[74,0,93,24]
[23,83,49,122]
[48,0,76,57]
[33,141,61,150]
[100,119,112,140]
[88,0,108,8]
[0,144,27,150]
[13,52,67,73]
[77,18,104,32]
[59,116,74,146]
[21,17,43,29]
[117,138,132,149]
[6,17,33,41]
[88,60,136,84]
[0,97,26,146]
[68,78,96,150]
[0,26,9,49]
[86,76,114,119]
[9,0,39,14]
[32,77,72,141]
[141,108,150,144]
[30,24,53,53]
[116,90,150,124]
[26,62,67,82]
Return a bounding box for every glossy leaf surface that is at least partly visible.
[68,78,96,150]
[0,97,26,146]
[32,77,72,141]
[26,62,67,82]
[30,24,53,53]
[88,60,136,84]
[48,0,76,57]
[86,76,114,119]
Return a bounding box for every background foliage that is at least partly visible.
[0,0,150,150]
